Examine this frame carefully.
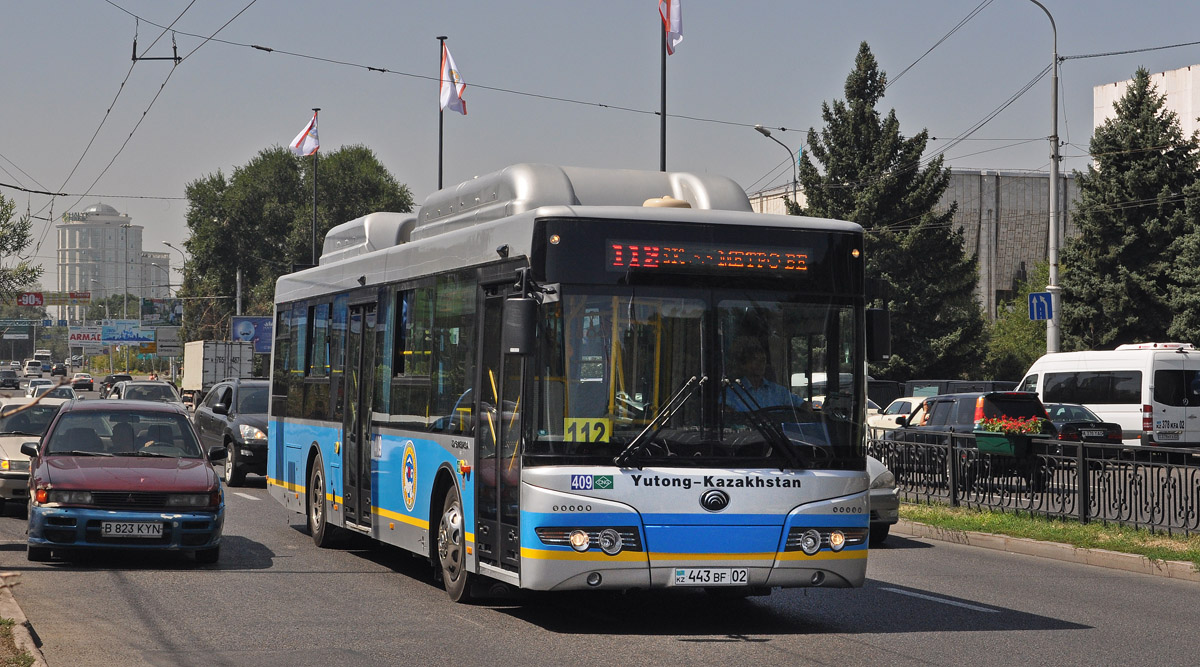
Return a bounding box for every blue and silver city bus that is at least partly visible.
[268,163,888,601]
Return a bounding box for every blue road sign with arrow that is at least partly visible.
[1029,291,1052,321]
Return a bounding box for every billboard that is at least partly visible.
[231,316,272,354]
[141,298,183,326]
[69,326,104,352]
[10,291,91,307]
[101,319,152,344]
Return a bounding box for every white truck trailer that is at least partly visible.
[181,340,255,406]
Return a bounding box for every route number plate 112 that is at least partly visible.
[673,567,748,586]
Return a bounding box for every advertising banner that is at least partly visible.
[11,291,91,307]
[141,298,184,326]
[231,316,273,354]
[101,319,152,344]
[69,326,104,352]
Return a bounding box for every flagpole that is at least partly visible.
[660,27,667,172]
[437,36,447,190]
[311,107,320,266]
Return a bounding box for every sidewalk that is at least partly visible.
[0,574,48,666]
[895,518,1200,583]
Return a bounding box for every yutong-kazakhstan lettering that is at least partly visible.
[629,474,800,489]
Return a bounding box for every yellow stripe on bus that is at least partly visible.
[521,547,648,563]
[267,477,304,494]
[374,506,429,529]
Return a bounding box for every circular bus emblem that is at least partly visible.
[402,441,417,512]
[700,489,730,512]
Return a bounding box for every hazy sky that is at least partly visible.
[5,1,1200,287]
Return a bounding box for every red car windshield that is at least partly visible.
[45,411,203,457]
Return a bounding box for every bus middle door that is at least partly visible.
[475,286,525,574]
[341,301,377,529]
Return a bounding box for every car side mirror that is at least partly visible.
[895,416,907,427]
[208,445,228,462]
[21,442,39,458]
[213,403,229,416]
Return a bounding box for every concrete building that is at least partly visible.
[56,203,169,322]
[749,168,1080,319]
[1094,64,1200,137]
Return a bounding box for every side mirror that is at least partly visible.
[20,442,39,458]
[867,308,891,362]
[208,445,228,462]
[895,416,907,427]
[212,403,229,416]
[501,297,536,355]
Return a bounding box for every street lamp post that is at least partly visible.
[1030,0,1061,354]
[90,279,112,372]
[754,124,798,207]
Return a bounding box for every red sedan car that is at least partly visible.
[22,399,226,563]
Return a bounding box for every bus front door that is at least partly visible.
[341,302,377,529]
[475,290,524,573]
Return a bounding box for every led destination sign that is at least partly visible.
[607,240,809,274]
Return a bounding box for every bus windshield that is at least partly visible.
[528,286,865,470]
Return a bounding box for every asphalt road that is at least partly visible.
[0,475,1195,667]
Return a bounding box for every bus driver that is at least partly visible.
[725,337,812,413]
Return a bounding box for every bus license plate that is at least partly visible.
[673,567,748,586]
[102,522,163,538]
[1158,432,1181,441]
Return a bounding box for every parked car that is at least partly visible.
[0,369,20,390]
[24,379,53,398]
[98,373,133,398]
[890,391,1057,490]
[71,373,94,391]
[867,455,898,545]
[32,385,78,401]
[0,397,69,513]
[1044,402,1124,446]
[50,362,67,377]
[868,395,928,434]
[193,378,269,486]
[107,380,185,409]
[23,361,43,378]
[22,399,226,563]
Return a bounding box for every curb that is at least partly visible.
[0,576,48,666]
[895,519,1200,583]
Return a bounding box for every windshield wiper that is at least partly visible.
[723,378,805,470]
[614,375,706,468]
[114,451,174,458]
[0,431,38,436]
[54,450,113,457]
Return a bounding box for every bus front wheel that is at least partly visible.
[437,486,472,602]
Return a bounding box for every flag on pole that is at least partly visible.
[290,112,319,156]
[439,43,467,115]
[659,0,683,55]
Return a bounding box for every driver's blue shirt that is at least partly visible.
[725,378,808,411]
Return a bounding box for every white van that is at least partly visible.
[1018,342,1200,446]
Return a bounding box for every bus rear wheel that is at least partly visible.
[307,456,336,547]
[437,486,472,602]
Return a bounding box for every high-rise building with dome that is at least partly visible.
[56,203,170,322]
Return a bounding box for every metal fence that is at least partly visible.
[866,430,1200,536]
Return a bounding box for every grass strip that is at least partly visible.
[901,502,1200,569]
[0,618,34,667]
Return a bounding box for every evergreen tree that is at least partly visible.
[798,42,985,379]
[0,194,42,295]
[1061,67,1200,349]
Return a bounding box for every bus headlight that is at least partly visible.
[799,529,822,555]
[568,529,590,552]
[829,530,846,552]
[598,528,622,555]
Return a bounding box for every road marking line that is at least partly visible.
[881,587,1000,613]
[233,492,259,501]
